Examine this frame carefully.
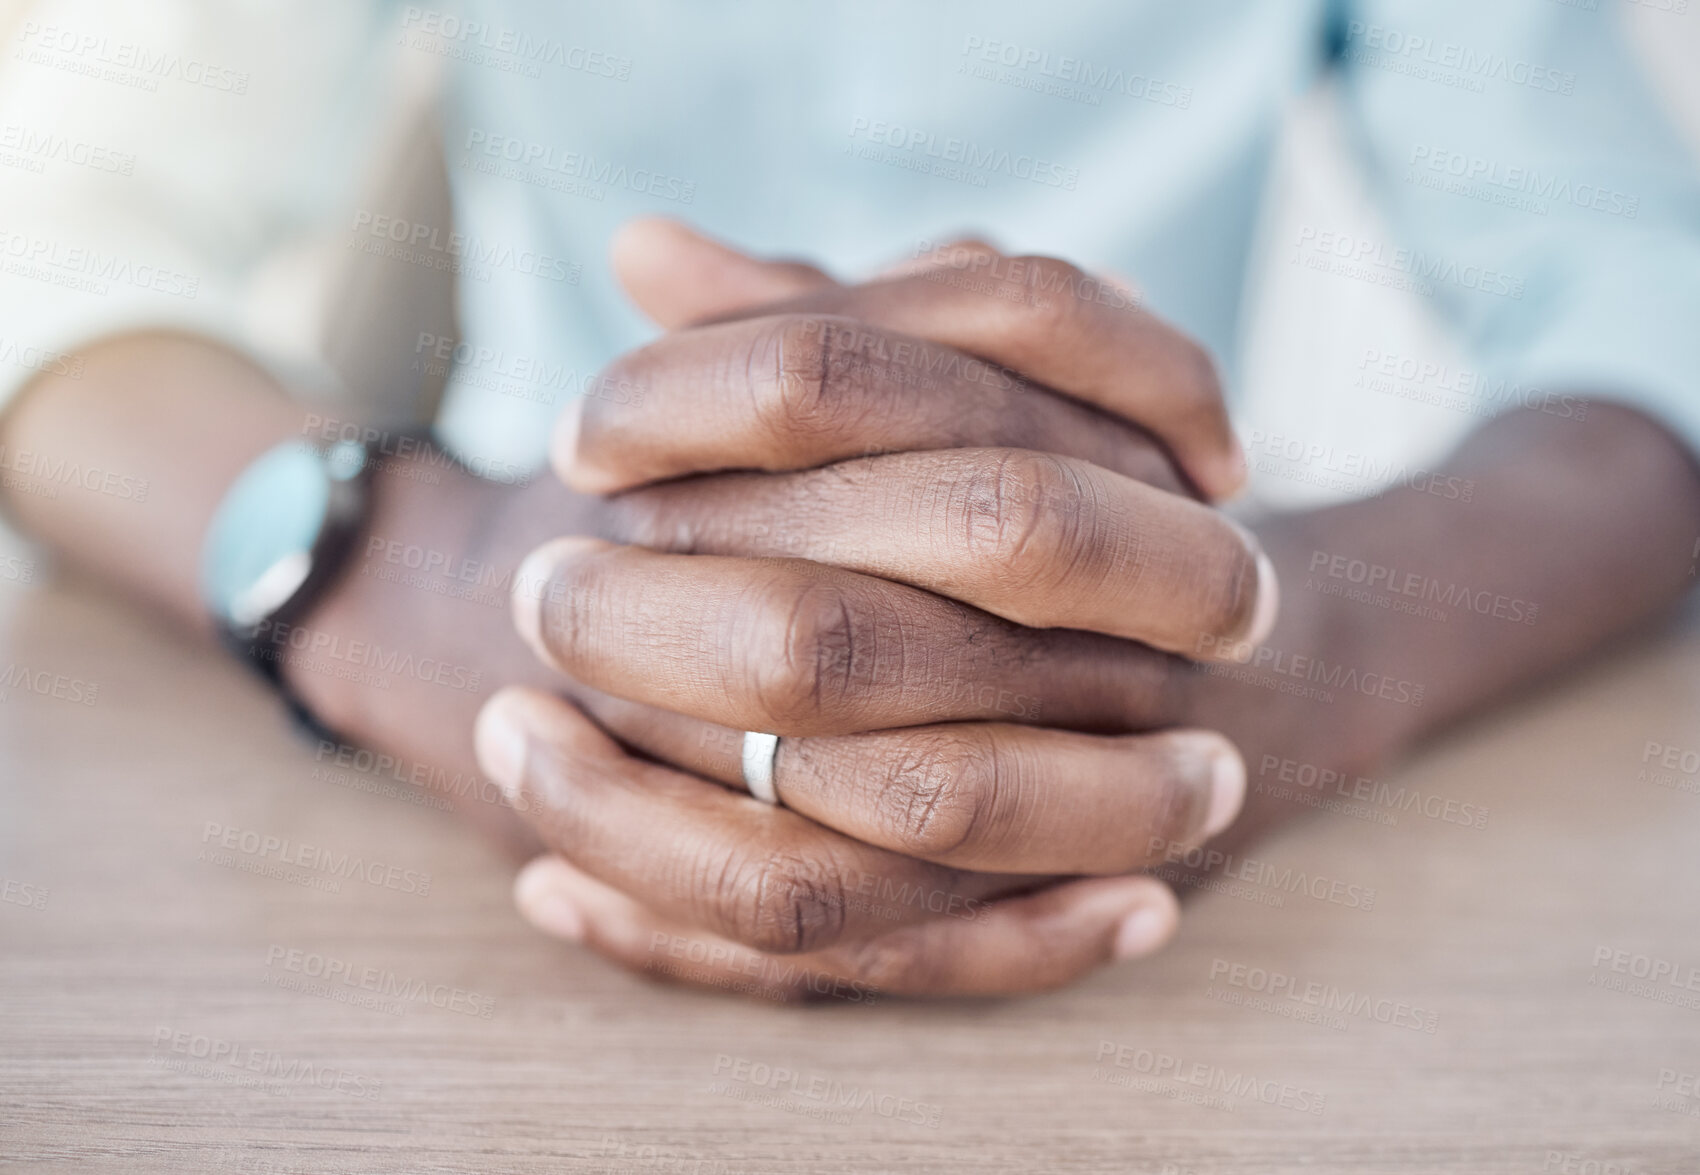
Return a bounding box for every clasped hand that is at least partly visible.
[473,220,1279,999]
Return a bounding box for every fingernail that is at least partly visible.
[474,691,530,802]
[511,544,560,655]
[515,865,586,943]
[1204,743,1246,838]
[1113,905,1170,960]
[1243,549,1280,647]
[510,536,611,660]
[529,892,586,942]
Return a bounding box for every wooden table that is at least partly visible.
[3,544,1699,1174]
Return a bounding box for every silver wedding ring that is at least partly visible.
[741,731,781,805]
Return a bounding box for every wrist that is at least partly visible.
[1264,511,1424,765]
[277,446,575,751]
[1180,511,1414,781]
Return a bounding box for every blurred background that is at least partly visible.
[1,0,1696,532]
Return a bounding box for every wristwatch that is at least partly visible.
[199,438,372,741]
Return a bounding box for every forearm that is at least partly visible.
[0,332,306,631]
[0,331,584,845]
[1240,402,1700,769]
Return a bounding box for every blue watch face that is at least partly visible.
[200,441,354,629]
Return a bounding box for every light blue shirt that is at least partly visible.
[428,0,1700,480]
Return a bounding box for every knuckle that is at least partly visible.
[716,848,849,955]
[873,733,994,859]
[752,315,871,445]
[1168,335,1226,416]
[998,255,1083,340]
[927,236,998,262]
[747,579,865,730]
[963,450,1052,563]
[836,935,937,993]
[959,451,1103,611]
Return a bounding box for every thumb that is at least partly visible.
[610,216,837,329]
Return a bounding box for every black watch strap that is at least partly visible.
[202,438,375,746]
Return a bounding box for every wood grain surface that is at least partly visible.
[3,557,1699,1174]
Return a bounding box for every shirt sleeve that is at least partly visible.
[0,0,397,418]
[1333,0,1700,456]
